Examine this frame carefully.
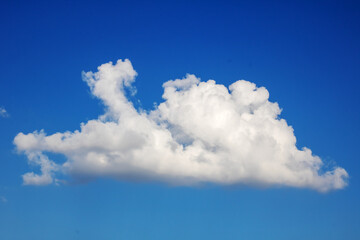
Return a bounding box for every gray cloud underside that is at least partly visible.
[14,59,348,191]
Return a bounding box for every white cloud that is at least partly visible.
[22,151,59,185]
[14,59,348,191]
[0,107,8,118]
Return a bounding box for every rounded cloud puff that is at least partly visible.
[14,59,348,191]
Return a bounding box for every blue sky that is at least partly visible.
[0,0,360,239]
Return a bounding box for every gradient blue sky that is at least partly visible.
[1,0,360,239]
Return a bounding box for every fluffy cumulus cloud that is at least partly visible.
[14,59,348,191]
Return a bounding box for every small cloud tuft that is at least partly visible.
[0,107,9,118]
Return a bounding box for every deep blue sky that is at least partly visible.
[1,0,360,239]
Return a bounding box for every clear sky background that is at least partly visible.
[0,0,360,239]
